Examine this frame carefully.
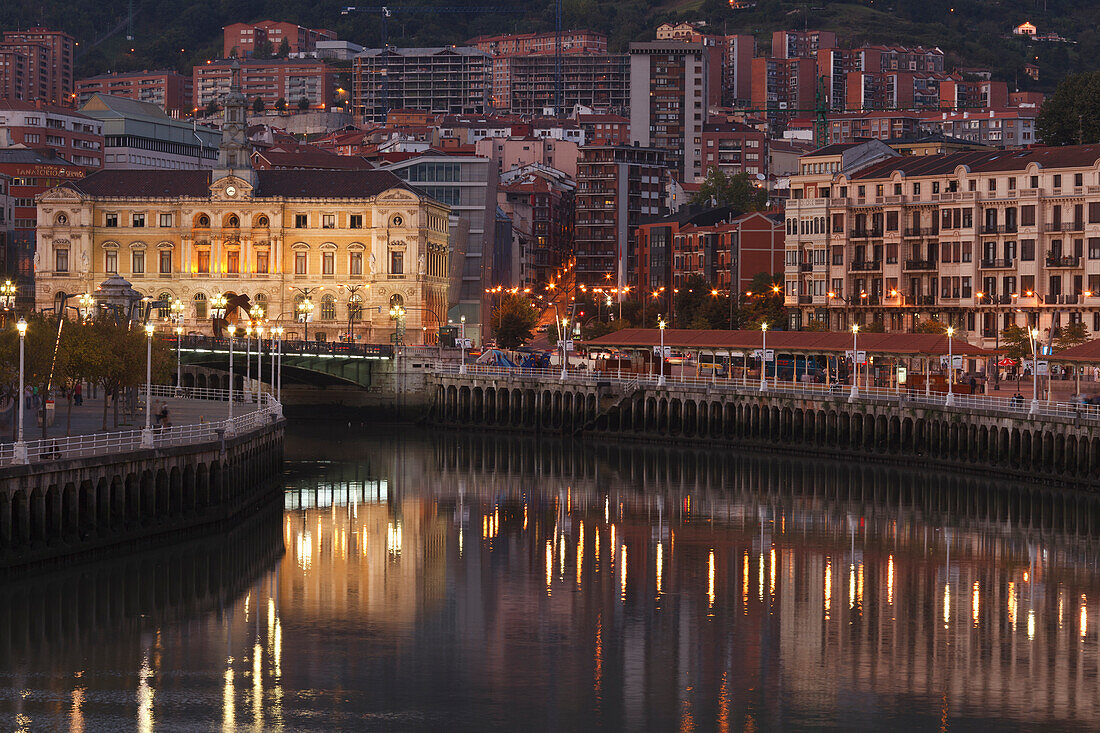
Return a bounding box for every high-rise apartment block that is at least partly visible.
[76,70,194,114]
[772,30,837,60]
[629,42,713,183]
[750,56,817,134]
[501,54,629,116]
[194,59,337,109]
[783,143,1100,345]
[0,100,103,169]
[352,48,491,124]
[0,29,75,105]
[223,21,337,58]
[575,144,670,288]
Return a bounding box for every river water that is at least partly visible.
[2,423,1100,731]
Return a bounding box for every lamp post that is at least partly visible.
[13,318,27,464]
[211,293,228,334]
[296,297,314,340]
[227,324,236,422]
[77,291,95,322]
[389,304,407,349]
[244,323,253,401]
[459,315,468,375]
[657,317,667,387]
[559,316,569,381]
[945,326,956,406]
[849,324,860,402]
[273,326,284,403]
[141,323,154,448]
[0,280,17,327]
[759,322,769,392]
[174,325,183,393]
[255,324,264,399]
[1029,327,1040,414]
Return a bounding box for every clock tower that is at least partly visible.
[213,60,256,188]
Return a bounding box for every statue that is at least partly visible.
[81,251,89,272]
[32,250,40,272]
[418,253,426,275]
[369,251,377,275]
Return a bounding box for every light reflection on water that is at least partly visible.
[2,425,1100,731]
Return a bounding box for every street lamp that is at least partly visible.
[559,316,569,381]
[296,298,314,340]
[77,291,95,322]
[389,304,406,348]
[759,322,769,392]
[460,315,468,375]
[142,323,155,448]
[945,326,956,406]
[1029,327,1041,413]
[0,279,17,315]
[272,325,284,403]
[255,324,265,399]
[12,318,26,464]
[849,324,860,402]
[227,324,236,422]
[210,293,228,331]
[657,317,667,387]
[244,323,253,402]
[174,325,183,392]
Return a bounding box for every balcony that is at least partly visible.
[980,258,1014,269]
[849,260,881,272]
[849,228,883,239]
[915,295,936,306]
[1045,222,1085,232]
[982,328,997,338]
[904,259,937,271]
[798,295,813,305]
[799,262,814,272]
[1045,255,1081,268]
[981,224,1017,235]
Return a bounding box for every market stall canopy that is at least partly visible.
[584,329,993,358]
[1048,339,1100,364]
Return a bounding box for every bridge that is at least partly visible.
[431,366,1100,488]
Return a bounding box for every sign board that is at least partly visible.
[1041,345,1053,356]
[751,349,775,361]
[1036,360,1049,376]
[897,366,908,384]
[845,350,868,365]
[564,340,575,352]
[939,355,964,368]
[458,338,473,349]
[652,346,671,357]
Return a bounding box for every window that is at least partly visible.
[159,213,172,227]
[1090,238,1100,260]
[157,293,172,319]
[1030,176,1038,188]
[322,214,335,229]
[105,250,118,273]
[194,293,208,320]
[1076,173,1084,187]
[1053,174,1062,188]
[132,250,145,274]
[1021,205,1035,226]
[350,214,363,229]
[159,250,172,274]
[295,252,307,274]
[256,215,269,227]
[256,250,269,274]
[390,251,404,275]
[227,215,239,228]
[197,250,210,274]
[322,251,335,275]
[133,213,145,227]
[226,251,239,274]
[1021,239,1035,261]
[55,249,68,272]
[295,214,308,228]
[350,252,362,275]
[105,213,118,227]
[320,294,336,320]
[197,214,210,227]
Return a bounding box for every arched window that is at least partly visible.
[56,213,67,225]
[197,214,210,227]
[348,294,362,321]
[54,292,65,314]
[256,215,269,227]
[227,214,240,228]
[389,293,404,311]
[255,292,267,313]
[157,292,172,319]
[194,292,208,320]
[320,294,336,320]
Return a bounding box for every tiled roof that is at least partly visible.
[851,144,1100,180]
[585,329,991,356]
[1050,340,1100,364]
[62,169,418,199]
[66,170,212,197]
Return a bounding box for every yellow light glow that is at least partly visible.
[620,544,627,601]
[656,542,664,598]
[824,559,832,620]
[708,550,716,609]
[545,540,553,596]
[972,581,980,626]
[887,555,894,605]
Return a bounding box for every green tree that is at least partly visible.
[1054,321,1089,351]
[56,320,99,436]
[690,169,769,211]
[860,320,886,333]
[276,38,291,58]
[205,100,218,116]
[1036,71,1100,146]
[913,318,948,334]
[252,97,265,113]
[297,96,310,111]
[275,97,288,112]
[252,37,274,59]
[1001,323,1035,391]
[742,272,786,330]
[491,293,539,348]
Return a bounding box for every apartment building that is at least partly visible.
[926,108,1039,147]
[939,78,1009,110]
[750,56,816,134]
[501,54,629,116]
[772,30,837,60]
[655,24,754,107]
[194,58,337,109]
[76,70,193,114]
[469,30,607,56]
[223,21,337,58]
[495,165,575,287]
[701,121,768,177]
[575,144,670,289]
[0,29,75,105]
[575,113,630,145]
[79,94,220,170]
[0,100,103,169]
[824,111,926,144]
[0,45,47,102]
[352,47,491,124]
[475,137,579,179]
[783,143,1100,346]
[629,42,713,183]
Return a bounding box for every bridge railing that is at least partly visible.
[438,364,1100,424]
[170,334,395,359]
[0,387,283,466]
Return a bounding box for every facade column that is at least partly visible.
[213,236,222,277]
[182,237,191,275]
[242,237,251,275]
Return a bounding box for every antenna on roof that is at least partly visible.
[126,0,134,41]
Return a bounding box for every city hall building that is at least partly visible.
[34,65,450,344]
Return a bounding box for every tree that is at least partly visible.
[690,168,769,211]
[1054,321,1089,351]
[205,100,218,116]
[913,318,949,334]
[252,97,265,113]
[275,97,287,112]
[297,97,310,111]
[742,272,786,330]
[491,293,539,348]
[56,320,99,436]
[277,38,291,58]
[1036,71,1100,146]
[1001,323,1035,391]
[252,37,274,59]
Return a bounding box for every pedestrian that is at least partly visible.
[74,382,83,406]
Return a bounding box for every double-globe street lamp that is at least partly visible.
[945,326,956,406]
[12,318,27,464]
[141,323,155,448]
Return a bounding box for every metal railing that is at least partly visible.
[438,364,1100,424]
[0,386,283,465]
[171,334,395,359]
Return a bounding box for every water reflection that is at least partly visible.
[3,427,1100,730]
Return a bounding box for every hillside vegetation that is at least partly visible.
[1,0,1096,93]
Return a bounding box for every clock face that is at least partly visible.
[226,186,237,197]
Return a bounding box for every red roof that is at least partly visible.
[1050,340,1100,363]
[585,329,991,357]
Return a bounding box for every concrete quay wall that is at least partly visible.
[431,374,1100,488]
[0,419,285,570]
